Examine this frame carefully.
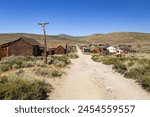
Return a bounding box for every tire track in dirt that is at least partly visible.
[49,46,150,100]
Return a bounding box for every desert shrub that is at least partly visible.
[51,69,62,77]
[49,55,71,67]
[139,72,150,92]
[0,75,8,84]
[68,52,79,59]
[0,74,53,100]
[56,55,71,65]
[15,69,25,76]
[12,64,21,69]
[113,62,127,74]
[102,58,112,65]
[34,68,51,78]
[35,60,45,67]
[137,58,150,64]
[53,60,65,67]
[102,57,117,65]
[91,54,150,92]
[47,56,54,65]
[22,61,34,68]
[127,61,135,67]
[0,56,35,72]
[124,68,145,79]
[6,59,22,69]
[34,67,62,78]
[91,55,103,62]
[0,64,10,73]
[1,56,24,68]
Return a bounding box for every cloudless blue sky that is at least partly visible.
[0,0,150,36]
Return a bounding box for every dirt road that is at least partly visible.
[49,47,150,100]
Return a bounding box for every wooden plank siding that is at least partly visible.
[49,45,66,55]
[9,39,33,56]
[0,37,42,59]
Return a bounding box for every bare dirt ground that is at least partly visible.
[49,47,150,100]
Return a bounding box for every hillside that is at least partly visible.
[0,33,78,47]
[0,32,150,52]
[79,32,150,52]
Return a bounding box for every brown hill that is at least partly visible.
[79,32,150,52]
[0,32,150,52]
[0,33,78,47]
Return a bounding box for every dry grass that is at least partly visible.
[0,71,53,100]
[0,33,78,47]
[1,32,150,52]
[92,54,150,92]
[0,55,72,99]
[79,32,150,52]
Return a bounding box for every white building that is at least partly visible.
[107,46,117,53]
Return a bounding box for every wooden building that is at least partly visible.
[0,37,43,59]
[90,47,100,53]
[49,45,66,55]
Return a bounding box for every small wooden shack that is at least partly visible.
[49,45,66,55]
[0,37,42,59]
[90,47,100,53]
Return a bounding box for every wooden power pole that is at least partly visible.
[38,22,49,63]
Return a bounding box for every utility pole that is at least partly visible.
[38,22,49,63]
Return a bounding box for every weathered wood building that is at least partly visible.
[49,45,66,55]
[0,37,43,59]
[90,47,101,53]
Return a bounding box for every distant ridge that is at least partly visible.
[79,32,150,52]
[0,33,78,46]
[0,32,150,52]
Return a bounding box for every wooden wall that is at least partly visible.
[0,39,41,59]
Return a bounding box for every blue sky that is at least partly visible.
[0,0,150,36]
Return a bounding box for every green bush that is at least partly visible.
[56,55,71,65]
[139,73,150,92]
[102,57,117,65]
[22,61,34,68]
[51,69,62,77]
[47,56,53,65]
[91,55,103,62]
[34,68,51,78]
[113,62,127,74]
[124,68,145,79]
[15,69,25,76]
[34,67,62,78]
[128,61,134,67]
[91,54,150,92]
[0,56,35,72]
[0,74,53,100]
[53,60,65,67]
[48,55,71,67]
[35,60,45,67]
[12,64,21,69]
[68,52,79,59]
[0,64,10,73]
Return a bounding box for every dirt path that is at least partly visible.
[49,46,150,100]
